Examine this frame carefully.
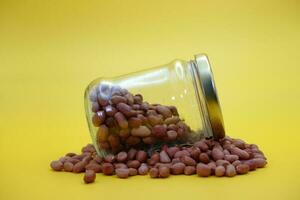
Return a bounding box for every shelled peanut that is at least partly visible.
[50,136,267,184]
[89,84,190,153]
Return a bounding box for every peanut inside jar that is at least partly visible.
[89,83,192,154]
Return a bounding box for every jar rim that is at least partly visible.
[192,54,225,139]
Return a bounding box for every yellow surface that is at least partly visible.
[0,0,300,200]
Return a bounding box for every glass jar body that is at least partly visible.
[84,55,222,157]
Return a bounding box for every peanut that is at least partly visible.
[171,162,185,175]
[160,150,171,163]
[127,160,141,169]
[114,112,128,129]
[184,166,196,175]
[225,164,236,177]
[149,168,159,178]
[131,126,151,137]
[215,166,225,177]
[180,156,196,166]
[50,160,63,171]
[159,166,170,178]
[116,152,128,162]
[196,163,211,177]
[84,170,96,183]
[212,147,224,161]
[102,163,114,175]
[236,164,249,174]
[116,168,130,178]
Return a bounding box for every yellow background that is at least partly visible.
[0,0,299,200]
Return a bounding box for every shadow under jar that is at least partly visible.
[85,54,225,157]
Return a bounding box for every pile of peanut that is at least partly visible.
[50,136,267,183]
[89,84,190,153]
[51,85,267,183]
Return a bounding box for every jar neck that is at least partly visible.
[189,60,214,138]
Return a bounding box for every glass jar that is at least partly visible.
[84,54,225,157]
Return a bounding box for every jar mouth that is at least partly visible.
[190,54,225,139]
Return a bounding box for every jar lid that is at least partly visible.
[194,54,225,139]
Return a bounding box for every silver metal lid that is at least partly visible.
[194,54,225,139]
